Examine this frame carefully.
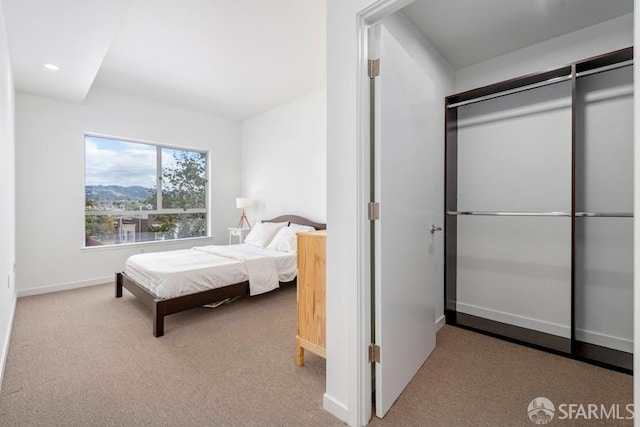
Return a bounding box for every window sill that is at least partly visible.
[80,235,215,252]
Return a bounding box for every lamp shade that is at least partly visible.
[236,197,252,209]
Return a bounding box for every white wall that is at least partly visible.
[0,0,16,391]
[456,82,574,338]
[241,89,326,224]
[15,86,242,294]
[574,68,634,352]
[455,13,634,92]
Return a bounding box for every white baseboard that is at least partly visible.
[457,302,570,338]
[435,314,446,331]
[575,329,633,353]
[17,276,113,298]
[323,392,349,424]
[457,302,633,352]
[0,292,17,393]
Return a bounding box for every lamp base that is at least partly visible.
[236,210,252,229]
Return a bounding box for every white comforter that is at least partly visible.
[124,244,296,299]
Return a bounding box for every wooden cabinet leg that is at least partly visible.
[296,336,305,366]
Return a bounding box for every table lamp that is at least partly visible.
[236,197,252,229]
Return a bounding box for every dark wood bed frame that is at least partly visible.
[115,215,326,337]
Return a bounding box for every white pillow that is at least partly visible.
[244,222,287,248]
[289,223,316,233]
[267,224,316,252]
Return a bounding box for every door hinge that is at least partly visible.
[369,344,381,363]
[368,58,380,79]
[368,202,380,221]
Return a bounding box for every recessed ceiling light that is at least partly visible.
[44,63,59,71]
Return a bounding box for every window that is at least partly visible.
[84,135,208,246]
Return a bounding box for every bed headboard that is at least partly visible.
[263,215,326,230]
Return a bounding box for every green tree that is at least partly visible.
[85,199,98,210]
[162,151,206,209]
[148,214,176,233]
[142,187,157,210]
[144,150,207,238]
[85,215,116,239]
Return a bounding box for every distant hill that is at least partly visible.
[85,185,153,201]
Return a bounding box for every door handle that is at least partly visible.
[430,225,443,234]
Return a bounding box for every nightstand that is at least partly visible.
[228,227,250,244]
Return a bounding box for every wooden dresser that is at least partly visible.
[296,230,326,366]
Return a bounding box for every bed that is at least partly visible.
[115,215,326,336]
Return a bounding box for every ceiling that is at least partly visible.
[1,0,633,120]
[403,0,634,69]
[3,0,131,105]
[2,0,326,120]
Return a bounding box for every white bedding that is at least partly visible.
[227,244,298,282]
[124,244,297,299]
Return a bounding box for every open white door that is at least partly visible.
[373,24,442,418]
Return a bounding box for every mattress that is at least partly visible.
[124,244,297,299]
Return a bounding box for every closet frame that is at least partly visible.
[444,46,634,374]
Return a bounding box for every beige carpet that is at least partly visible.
[0,283,341,427]
[370,326,633,427]
[0,283,633,426]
